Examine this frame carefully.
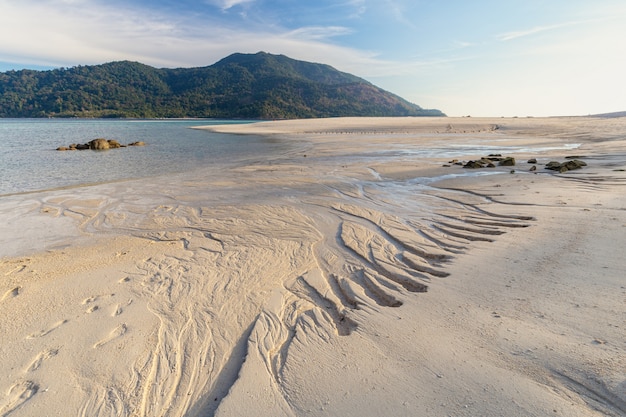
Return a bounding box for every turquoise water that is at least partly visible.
[0,119,285,195]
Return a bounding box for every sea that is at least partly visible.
[0,119,288,196]
[1,118,585,197]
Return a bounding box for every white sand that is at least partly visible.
[1,117,625,416]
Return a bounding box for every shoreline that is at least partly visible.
[1,117,625,416]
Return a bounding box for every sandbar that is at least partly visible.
[1,116,625,416]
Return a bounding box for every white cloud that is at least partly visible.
[344,0,367,19]
[383,0,415,28]
[0,0,399,75]
[496,21,578,42]
[285,26,353,41]
[204,0,255,11]
[453,41,475,49]
[494,14,622,43]
[0,0,183,66]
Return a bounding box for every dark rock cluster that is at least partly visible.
[444,154,588,174]
[453,154,516,169]
[544,159,587,173]
[56,139,145,151]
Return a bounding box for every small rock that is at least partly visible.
[527,158,537,164]
[463,160,484,169]
[499,157,516,166]
[564,160,587,170]
[529,165,537,172]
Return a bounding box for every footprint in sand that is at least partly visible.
[26,348,59,372]
[82,296,98,305]
[93,324,127,348]
[0,380,39,415]
[86,305,100,314]
[26,320,68,339]
[1,286,21,301]
[82,294,115,306]
[111,304,123,317]
[4,264,27,276]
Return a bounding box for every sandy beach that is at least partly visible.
[1,116,625,416]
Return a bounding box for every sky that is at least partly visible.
[1,0,625,117]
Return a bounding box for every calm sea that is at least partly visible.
[0,119,286,195]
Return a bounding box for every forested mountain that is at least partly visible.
[0,52,444,118]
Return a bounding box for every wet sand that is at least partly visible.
[1,117,625,416]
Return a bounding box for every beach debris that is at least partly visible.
[545,159,587,173]
[56,139,146,151]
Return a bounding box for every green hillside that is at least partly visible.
[0,52,444,118]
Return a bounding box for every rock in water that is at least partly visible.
[89,138,110,150]
[107,139,122,149]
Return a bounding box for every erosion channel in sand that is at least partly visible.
[1,117,625,416]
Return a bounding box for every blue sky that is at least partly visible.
[1,0,624,116]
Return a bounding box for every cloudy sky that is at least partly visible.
[1,0,624,116]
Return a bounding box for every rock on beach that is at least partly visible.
[545,159,587,173]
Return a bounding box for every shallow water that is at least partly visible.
[0,119,289,195]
